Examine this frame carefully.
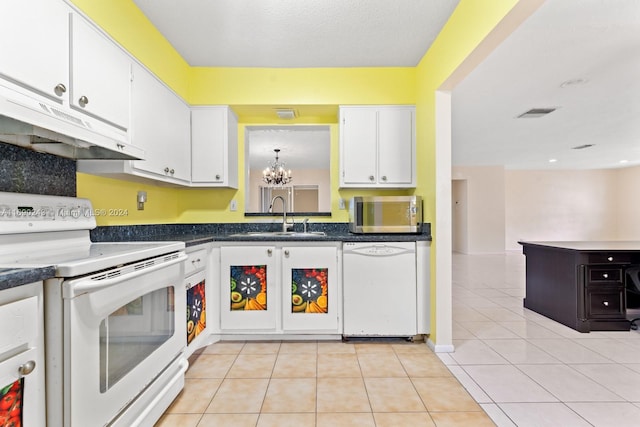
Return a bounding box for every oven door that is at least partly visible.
[62,252,187,427]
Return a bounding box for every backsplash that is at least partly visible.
[0,142,76,196]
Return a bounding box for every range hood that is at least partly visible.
[0,83,143,160]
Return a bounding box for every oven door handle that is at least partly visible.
[64,253,188,298]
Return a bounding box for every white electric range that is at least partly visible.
[0,191,188,427]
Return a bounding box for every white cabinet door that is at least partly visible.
[281,246,339,332]
[220,246,277,331]
[340,107,378,186]
[130,64,191,183]
[339,106,415,188]
[191,106,239,188]
[378,107,415,186]
[0,0,69,101]
[70,13,130,130]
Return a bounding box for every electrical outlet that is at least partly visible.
[230,200,237,211]
[339,198,346,210]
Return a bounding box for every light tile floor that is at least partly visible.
[156,339,495,427]
[156,251,640,427]
[442,251,640,427]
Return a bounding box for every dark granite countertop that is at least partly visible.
[90,223,432,247]
[0,266,56,291]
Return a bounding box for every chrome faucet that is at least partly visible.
[269,195,290,232]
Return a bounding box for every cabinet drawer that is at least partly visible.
[585,287,625,319]
[587,253,632,264]
[587,267,623,284]
[185,248,208,276]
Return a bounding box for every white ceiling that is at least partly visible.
[453,0,640,170]
[131,0,459,67]
[132,0,640,170]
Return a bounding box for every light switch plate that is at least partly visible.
[339,198,346,210]
[230,200,237,211]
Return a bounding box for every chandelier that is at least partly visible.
[262,148,292,186]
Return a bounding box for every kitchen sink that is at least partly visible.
[228,231,327,238]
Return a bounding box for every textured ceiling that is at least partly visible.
[131,0,460,67]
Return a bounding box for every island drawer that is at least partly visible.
[587,253,633,265]
[585,287,625,319]
[586,267,623,284]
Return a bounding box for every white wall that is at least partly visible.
[455,165,640,252]
[451,166,505,254]
[611,166,640,240]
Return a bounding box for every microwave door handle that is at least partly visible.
[63,253,188,298]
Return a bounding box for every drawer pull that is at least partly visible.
[19,360,36,377]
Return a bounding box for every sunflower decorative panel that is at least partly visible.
[230,265,267,310]
[291,268,328,313]
[0,379,23,426]
[187,279,206,344]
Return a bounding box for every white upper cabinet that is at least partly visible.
[129,63,191,183]
[70,14,131,130]
[339,106,416,188]
[78,64,191,185]
[0,0,69,101]
[191,106,239,188]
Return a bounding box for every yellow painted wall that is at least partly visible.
[71,0,419,225]
[415,0,520,342]
[69,0,190,99]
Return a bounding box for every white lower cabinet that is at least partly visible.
[281,246,339,332]
[219,244,340,335]
[220,246,278,331]
[184,243,213,358]
[0,282,46,427]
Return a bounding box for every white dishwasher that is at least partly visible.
[343,241,417,337]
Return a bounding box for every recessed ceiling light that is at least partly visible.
[549,158,558,163]
[517,108,557,118]
[620,159,629,164]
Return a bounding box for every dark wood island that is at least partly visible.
[519,241,640,332]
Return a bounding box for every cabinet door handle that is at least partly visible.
[369,175,375,181]
[19,360,36,377]
[170,169,175,175]
[284,250,290,257]
[54,83,67,96]
[381,175,388,181]
[215,174,221,180]
[78,95,89,107]
[164,167,170,174]
[267,249,273,256]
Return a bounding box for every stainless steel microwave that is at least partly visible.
[348,196,423,234]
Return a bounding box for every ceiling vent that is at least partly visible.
[275,109,297,120]
[517,108,557,118]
